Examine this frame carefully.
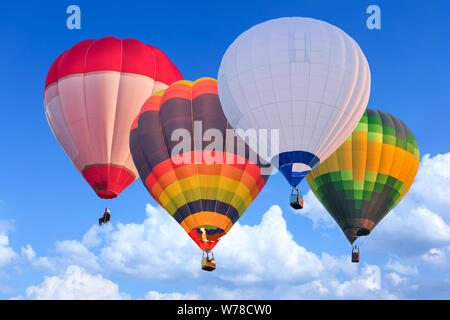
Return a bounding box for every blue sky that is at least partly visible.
[0,0,449,299]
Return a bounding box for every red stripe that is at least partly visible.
[121,39,156,78]
[84,37,122,73]
[45,37,182,89]
[82,164,136,199]
[149,45,183,85]
[188,229,219,251]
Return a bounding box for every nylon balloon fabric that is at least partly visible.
[306,109,420,244]
[44,37,182,199]
[218,17,371,188]
[130,78,271,251]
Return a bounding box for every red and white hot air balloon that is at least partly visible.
[44,37,182,199]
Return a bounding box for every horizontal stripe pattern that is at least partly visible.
[130,78,270,251]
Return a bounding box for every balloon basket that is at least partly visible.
[290,188,303,210]
[201,250,216,271]
[351,246,360,263]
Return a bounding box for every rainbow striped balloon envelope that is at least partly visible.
[306,109,420,244]
[130,78,271,251]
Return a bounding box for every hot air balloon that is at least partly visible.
[44,37,182,200]
[130,78,270,271]
[217,17,371,209]
[306,109,420,262]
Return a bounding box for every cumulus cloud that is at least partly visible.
[18,265,129,300]
[385,272,405,287]
[98,205,200,280]
[409,153,450,214]
[54,240,101,271]
[420,246,450,269]
[82,223,113,248]
[385,259,419,276]
[19,240,100,273]
[17,203,402,299]
[19,205,199,281]
[144,290,199,300]
[368,153,450,258]
[296,190,335,229]
[215,205,324,284]
[4,154,450,299]
[0,223,17,269]
[21,244,55,271]
[231,264,397,300]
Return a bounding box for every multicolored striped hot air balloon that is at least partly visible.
[306,109,420,260]
[44,37,182,199]
[130,78,270,268]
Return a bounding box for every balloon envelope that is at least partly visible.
[218,17,371,187]
[44,37,182,199]
[130,78,271,251]
[306,109,420,243]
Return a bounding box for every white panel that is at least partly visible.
[110,74,156,172]
[45,96,79,161]
[84,72,121,165]
[48,73,158,177]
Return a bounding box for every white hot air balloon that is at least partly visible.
[218,17,371,194]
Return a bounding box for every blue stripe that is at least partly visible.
[275,151,320,187]
[196,228,225,235]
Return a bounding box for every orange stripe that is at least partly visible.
[160,81,192,104]
[192,78,218,99]
[145,163,262,199]
[180,212,233,234]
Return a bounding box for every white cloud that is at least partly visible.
[295,190,335,229]
[82,223,113,248]
[18,203,402,299]
[215,205,324,284]
[144,291,199,300]
[19,265,129,300]
[19,240,100,273]
[385,272,405,287]
[385,259,419,276]
[420,246,450,268]
[21,244,56,272]
[0,225,17,269]
[54,240,101,271]
[98,204,199,280]
[409,153,450,215]
[369,153,450,258]
[247,265,397,300]
[15,166,450,300]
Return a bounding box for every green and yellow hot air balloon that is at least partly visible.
[306,109,420,261]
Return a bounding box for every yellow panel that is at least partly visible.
[378,144,396,175]
[366,141,383,172]
[387,147,407,180]
[352,131,368,181]
[159,175,252,210]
